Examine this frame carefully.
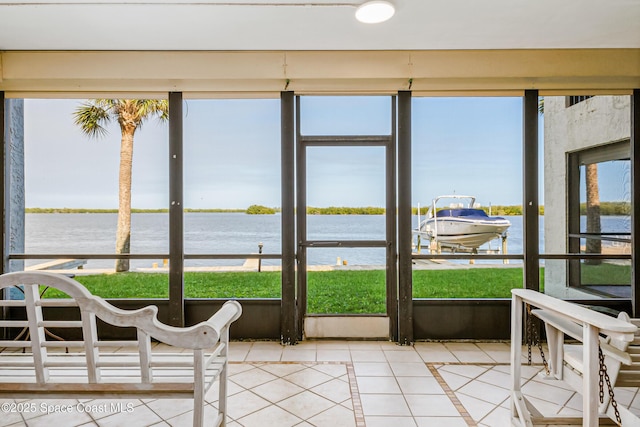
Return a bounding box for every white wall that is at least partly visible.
[543,96,630,298]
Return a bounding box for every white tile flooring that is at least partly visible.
[2,340,639,426]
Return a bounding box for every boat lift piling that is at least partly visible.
[417,233,509,263]
[501,234,508,264]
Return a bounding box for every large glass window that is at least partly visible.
[411,97,524,298]
[182,99,281,298]
[23,99,170,298]
[568,142,631,296]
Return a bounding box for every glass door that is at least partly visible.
[295,96,397,339]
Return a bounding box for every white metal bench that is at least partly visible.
[0,271,242,427]
[511,289,638,427]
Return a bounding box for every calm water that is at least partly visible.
[23,213,628,269]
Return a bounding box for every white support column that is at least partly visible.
[511,295,523,398]
[510,294,534,427]
[582,323,600,427]
[3,98,25,278]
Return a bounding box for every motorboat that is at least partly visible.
[414,195,511,252]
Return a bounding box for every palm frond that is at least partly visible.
[74,98,168,136]
[132,99,170,129]
[73,101,114,138]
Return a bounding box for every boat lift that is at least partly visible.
[412,200,510,263]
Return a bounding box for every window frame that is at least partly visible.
[566,139,631,289]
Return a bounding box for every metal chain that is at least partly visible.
[599,346,622,425]
[526,304,533,365]
[525,304,549,375]
[599,351,605,402]
[536,335,549,375]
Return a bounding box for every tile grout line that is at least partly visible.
[345,362,366,427]
[427,363,478,427]
[230,360,362,426]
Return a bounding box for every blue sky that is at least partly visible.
[23,95,621,210]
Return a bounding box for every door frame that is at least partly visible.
[295,95,397,340]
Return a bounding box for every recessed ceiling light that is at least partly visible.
[355,1,395,24]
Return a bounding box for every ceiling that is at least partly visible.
[0,0,639,51]
[1,0,638,96]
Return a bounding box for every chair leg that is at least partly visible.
[193,349,205,427]
[218,361,228,426]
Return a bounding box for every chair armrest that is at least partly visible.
[534,309,632,366]
[205,300,243,333]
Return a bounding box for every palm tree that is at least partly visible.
[74,100,169,272]
[584,163,602,264]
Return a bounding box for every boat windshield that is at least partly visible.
[435,208,489,218]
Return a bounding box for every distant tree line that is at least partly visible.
[474,205,544,216]
[26,208,122,214]
[307,206,386,215]
[26,207,244,214]
[579,201,630,216]
[187,208,245,213]
[26,202,631,216]
[246,205,387,215]
[245,205,277,214]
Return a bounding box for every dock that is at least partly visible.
[26,258,88,271]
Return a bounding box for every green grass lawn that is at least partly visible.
[44,272,283,299]
[412,268,525,298]
[308,270,386,314]
[580,261,631,285]
[43,268,536,314]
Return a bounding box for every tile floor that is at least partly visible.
[2,341,639,426]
